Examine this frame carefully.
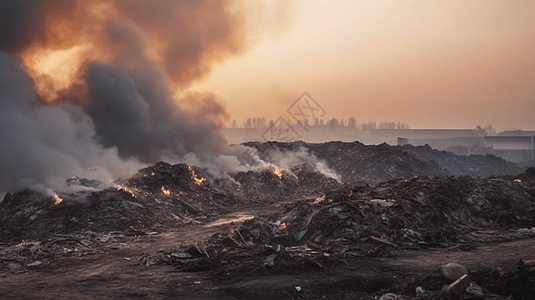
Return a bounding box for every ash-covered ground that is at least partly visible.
[1,141,534,300]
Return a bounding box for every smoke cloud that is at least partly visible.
[0,0,296,197]
[0,52,142,196]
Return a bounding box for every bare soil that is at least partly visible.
[1,207,534,300]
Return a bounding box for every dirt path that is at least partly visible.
[2,212,534,300]
[383,237,535,273]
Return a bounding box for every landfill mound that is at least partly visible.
[399,143,526,178]
[230,166,341,205]
[2,140,525,244]
[163,168,535,274]
[244,141,524,184]
[1,144,535,300]
[0,162,223,242]
[0,161,346,243]
[245,141,448,184]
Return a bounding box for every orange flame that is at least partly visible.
[161,186,171,196]
[54,194,63,205]
[188,166,206,186]
[274,168,283,179]
[116,185,136,198]
[16,240,32,247]
[192,171,206,186]
[19,44,93,102]
[15,1,114,102]
[514,179,522,183]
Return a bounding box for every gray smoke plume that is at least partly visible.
[0,0,296,198]
[0,1,41,52]
[0,52,142,197]
[82,20,231,162]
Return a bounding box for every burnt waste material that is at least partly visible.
[0,161,341,243]
[244,141,526,184]
[1,141,535,299]
[0,162,220,242]
[1,141,533,244]
[158,168,535,273]
[399,143,526,178]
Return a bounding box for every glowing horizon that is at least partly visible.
[189,0,535,132]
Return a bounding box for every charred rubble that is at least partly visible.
[0,163,218,242]
[244,141,526,184]
[1,142,535,299]
[150,168,535,272]
[139,169,535,299]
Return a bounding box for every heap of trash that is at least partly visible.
[0,162,222,242]
[244,141,527,184]
[158,168,535,274]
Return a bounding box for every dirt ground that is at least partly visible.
[1,207,534,300]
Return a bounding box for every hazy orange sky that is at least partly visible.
[188,0,535,131]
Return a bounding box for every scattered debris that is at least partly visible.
[441,263,468,282]
[1,141,534,299]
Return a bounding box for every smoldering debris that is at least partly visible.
[0,160,343,242]
[0,163,220,242]
[244,141,527,184]
[1,141,535,299]
[2,141,533,244]
[136,169,535,299]
[155,169,535,276]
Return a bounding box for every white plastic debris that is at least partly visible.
[440,262,467,282]
[378,293,402,300]
[314,195,325,204]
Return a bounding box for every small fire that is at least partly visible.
[348,190,353,197]
[188,166,206,186]
[278,222,287,230]
[192,173,206,186]
[54,194,63,205]
[161,186,171,196]
[514,179,522,183]
[274,168,283,179]
[116,185,136,198]
[16,240,31,247]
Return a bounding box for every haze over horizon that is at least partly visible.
[189,0,535,132]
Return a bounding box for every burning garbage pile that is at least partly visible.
[153,168,535,275]
[0,158,344,245]
[244,141,525,185]
[230,165,341,205]
[0,162,222,242]
[1,142,534,299]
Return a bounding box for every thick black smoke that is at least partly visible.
[82,20,232,163]
[84,62,230,163]
[0,1,42,52]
